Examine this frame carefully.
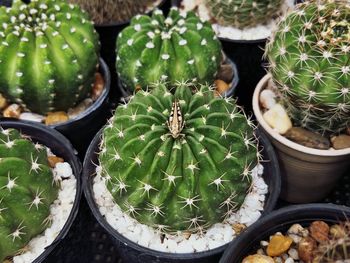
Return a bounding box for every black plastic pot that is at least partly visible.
[83,127,280,263]
[0,119,82,263]
[220,203,350,263]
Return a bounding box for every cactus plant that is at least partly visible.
[266,0,350,135]
[0,0,100,115]
[116,8,222,91]
[204,0,284,29]
[0,128,59,261]
[99,83,259,233]
[68,0,155,25]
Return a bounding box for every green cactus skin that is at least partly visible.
[68,0,155,25]
[266,0,350,135]
[204,0,283,29]
[0,128,59,261]
[99,83,259,233]
[116,8,222,91]
[0,0,100,115]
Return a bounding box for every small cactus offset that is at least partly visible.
[0,0,100,115]
[68,0,155,24]
[266,0,350,135]
[204,0,284,29]
[0,128,59,261]
[99,83,259,233]
[116,8,222,91]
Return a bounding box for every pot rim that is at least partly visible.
[83,125,280,259]
[0,119,82,263]
[253,74,350,157]
[220,203,350,263]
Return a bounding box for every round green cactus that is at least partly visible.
[266,0,350,135]
[99,83,259,233]
[116,8,222,91]
[68,0,155,24]
[204,0,283,29]
[0,128,59,261]
[0,0,100,115]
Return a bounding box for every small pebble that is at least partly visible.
[242,254,274,263]
[263,103,292,135]
[285,258,294,263]
[216,63,234,83]
[45,111,69,125]
[331,135,350,150]
[285,127,330,150]
[309,221,329,243]
[288,248,299,260]
[215,79,230,95]
[232,223,246,234]
[19,112,45,123]
[266,235,293,257]
[67,98,93,118]
[0,93,8,109]
[54,162,73,178]
[298,237,316,262]
[260,89,276,110]
[182,231,191,240]
[3,104,21,118]
[47,156,64,168]
[92,72,104,101]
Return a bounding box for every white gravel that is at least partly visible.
[93,163,268,253]
[13,150,76,263]
[180,0,295,41]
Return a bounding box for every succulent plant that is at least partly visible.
[266,0,350,135]
[204,0,284,29]
[99,83,259,233]
[0,0,100,115]
[68,0,155,25]
[0,128,59,261]
[116,8,222,91]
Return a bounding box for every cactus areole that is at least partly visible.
[0,0,100,115]
[99,84,259,233]
[116,8,222,91]
[0,128,59,261]
[266,0,350,135]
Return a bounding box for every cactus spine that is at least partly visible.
[0,0,100,115]
[204,0,284,29]
[266,0,350,135]
[116,8,222,91]
[99,83,259,233]
[0,128,59,261]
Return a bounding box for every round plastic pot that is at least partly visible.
[0,119,82,263]
[253,74,350,203]
[115,55,240,106]
[83,127,280,263]
[220,203,350,263]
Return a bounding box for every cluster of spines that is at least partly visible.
[99,82,259,234]
[266,0,350,134]
[0,0,100,114]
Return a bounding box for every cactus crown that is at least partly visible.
[99,83,259,233]
[0,128,59,261]
[0,0,100,115]
[68,0,155,24]
[116,8,222,91]
[266,0,350,135]
[204,0,284,29]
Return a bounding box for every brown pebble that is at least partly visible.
[216,63,234,83]
[45,111,69,125]
[298,236,316,262]
[3,104,21,118]
[92,72,104,101]
[310,221,329,243]
[232,223,246,234]
[215,79,230,94]
[0,93,8,110]
[48,156,64,168]
[285,127,330,150]
[266,235,293,257]
[331,135,350,150]
[242,254,274,263]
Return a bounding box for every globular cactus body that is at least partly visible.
[0,128,59,261]
[204,0,283,29]
[116,8,222,91]
[0,0,100,115]
[266,0,350,134]
[68,0,155,24]
[99,84,258,233]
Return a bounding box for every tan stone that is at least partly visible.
[266,235,293,257]
[0,93,8,110]
[298,237,316,262]
[92,72,104,101]
[331,135,350,150]
[285,127,330,150]
[232,223,246,235]
[310,221,329,243]
[45,111,69,125]
[3,104,21,118]
[263,104,292,134]
[48,156,64,168]
[242,254,274,263]
[215,79,230,94]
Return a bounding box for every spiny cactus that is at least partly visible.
[99,83,259,233]
[116,8,222,91]
[0,128,59,261]
[68,0,155,25]
[204,0,284,29]
[0,0,100,115]
[266,0,350,135]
